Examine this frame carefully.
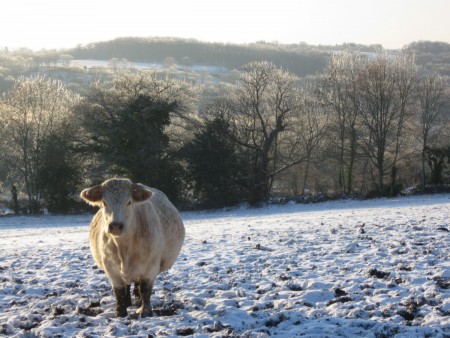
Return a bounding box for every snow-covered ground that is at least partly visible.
[2,194,450,337]
[69,59,227,74]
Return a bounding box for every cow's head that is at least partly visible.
[80,178,153,236]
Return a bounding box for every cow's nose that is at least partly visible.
[108,222,124,234]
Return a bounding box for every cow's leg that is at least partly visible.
[133,280,141,307]
[126,284,132,308]
[137,279,153,317]
[113,287,129,317]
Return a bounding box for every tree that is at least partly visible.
[358,53,417,195]
[183,115,248,208]
[416,70,449,189]
[225,61,304,206]
[36,131,81,212]
[424,146,450,186]
[10,185,19,214]
[293,93,328,194]
[0,75,78,213]
[318,52,363,194]
[75,72,191,203]
[163,56,176,68]
[108,58,129,71]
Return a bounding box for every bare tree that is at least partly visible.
[296,93,329,193]
[358,53,417,195]
[108,58,129,71]
[272,89,329,195]
[416,69,450,189]
[225,61,303,205]
[0,75,77,212]
[317,52,363,194]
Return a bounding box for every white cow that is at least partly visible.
[80,178,185,317]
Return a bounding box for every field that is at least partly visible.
[1,195,450,337]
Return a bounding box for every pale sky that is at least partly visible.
[1,0,450,51]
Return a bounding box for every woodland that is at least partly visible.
[0,38,450,213]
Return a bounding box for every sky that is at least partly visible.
[1,0,450,51]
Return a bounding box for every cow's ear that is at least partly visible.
[131,184,153,202]
[80,185,103,206]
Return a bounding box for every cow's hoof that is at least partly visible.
[137,306,153,318]
[115,309,128,318]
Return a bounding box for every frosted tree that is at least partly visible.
[318,52,363,194]
[0,75,77,212]
[416,70,450,188]
[225,61,304,205]
[358,53,417,195]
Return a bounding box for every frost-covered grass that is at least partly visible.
[1,195,450,337]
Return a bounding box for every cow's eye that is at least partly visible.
[127,201,132,206]
[102,202,107,208]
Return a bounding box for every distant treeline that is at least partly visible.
[68,38,450,76]
[403,41,450,76]
[69,37,330,76]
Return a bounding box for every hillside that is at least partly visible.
[1,38,450,97]
[68,37,450,76]
[68,37,332,76]
[404,40,450,76]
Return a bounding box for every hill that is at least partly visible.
[1,38,450,96]
[403,40,450,76]
[68,37,450,77]
[68,37,331,76]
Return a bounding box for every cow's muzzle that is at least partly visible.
[108,222,124,235]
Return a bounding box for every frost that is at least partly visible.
[1,194,450,336]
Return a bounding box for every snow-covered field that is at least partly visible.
[2,194,450,337]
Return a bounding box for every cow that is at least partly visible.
[80,178,185,318]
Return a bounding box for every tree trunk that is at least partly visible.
[302,150,312,194]
[345,125,357,195]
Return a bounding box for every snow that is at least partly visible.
[2,194,450,337]
[69,60,227,74]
